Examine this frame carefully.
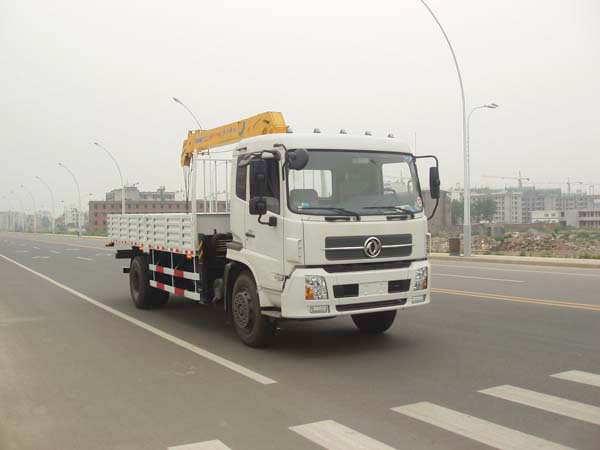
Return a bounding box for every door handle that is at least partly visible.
[245,231,256,238]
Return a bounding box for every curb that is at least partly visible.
[430,253,600,269]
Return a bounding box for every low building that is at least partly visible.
[565,210,600,228]
[531,210,565,224]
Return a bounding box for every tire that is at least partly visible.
[351,310,397,334]
[129,255,169,309]
[231,272,270,347]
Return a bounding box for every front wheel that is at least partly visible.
[351,310,397,334]
[231,272,271,347]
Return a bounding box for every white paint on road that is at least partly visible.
[551,370,600,388]
[32,246,40,249]
[480,385,600,425]
[168,440,232,450]
[433,263,600,278]
[392,402,575,450]
[15,250,29,253]
[0,254,276,385]
[95,253,111,256]
[65,248,80,251]
[32,256,49,259]
[75,256,94,261]
[50,250,60,254]
[290,420,397,450]
[434,273,524,283]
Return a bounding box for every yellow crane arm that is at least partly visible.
[180,111,287,166]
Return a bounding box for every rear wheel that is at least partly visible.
[231,272,270,347]
[351,310,396,334]
[129,255,169,309]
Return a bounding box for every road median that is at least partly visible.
[430,253,600,269]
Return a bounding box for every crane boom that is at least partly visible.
[180,111,287,166]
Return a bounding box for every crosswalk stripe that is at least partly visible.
[167,440,232,450]
[551,370,600,388]
[480,385,600,426]
[290,420,397,450]
[392,402,575,450]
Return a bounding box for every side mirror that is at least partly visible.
[286,148,309,170]
[429,166,441,199]
[249,197,267,215]
[250,159,267,197]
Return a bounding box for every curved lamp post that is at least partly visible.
[35,176,56,233]
[20,184,37,233]
[418,0,471,255]
[93,142,125,214]
[58,162,82,237]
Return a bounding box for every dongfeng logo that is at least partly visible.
[363,236,382,258]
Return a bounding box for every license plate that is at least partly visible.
[359,281,387,297]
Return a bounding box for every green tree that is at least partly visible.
[472,196,497,222]
[451,199,464,225]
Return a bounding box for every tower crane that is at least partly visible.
[481,172,530,189]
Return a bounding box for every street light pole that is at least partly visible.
[418,0,470,255]
[467,103,499,217]
[173,97,208,212]
[20,185,37,233]
[10,190,26,231]
[35,176,56,233]
[58,162,82,237]
[172,97,203,130]
[93,142,126,214]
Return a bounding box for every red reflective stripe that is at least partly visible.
[156,282,165,290]
[174,288,185,296]
[173,269,184,278]
[155,266,165,274]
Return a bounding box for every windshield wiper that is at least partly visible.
[362,206,415,217]
[299,207,361,220]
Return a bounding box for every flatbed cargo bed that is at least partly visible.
[108,213,230,255]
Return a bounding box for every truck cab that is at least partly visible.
[224,133,437,344]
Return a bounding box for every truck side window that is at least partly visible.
[250,159,280,215]
[236,165,247,200]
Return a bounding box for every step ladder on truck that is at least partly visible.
[107,112,441,347]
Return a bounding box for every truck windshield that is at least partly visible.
[287,150,422,217]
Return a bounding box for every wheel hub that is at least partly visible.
[233,290,251,329]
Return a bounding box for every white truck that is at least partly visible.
[108,112,440,347]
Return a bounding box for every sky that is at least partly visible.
[1,0,599,212]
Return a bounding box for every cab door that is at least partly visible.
[243,156,285,292]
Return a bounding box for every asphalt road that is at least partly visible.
[0,232,599,450]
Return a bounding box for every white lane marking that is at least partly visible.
[65,248,80,251]
[50,250,60,254]
[32,246,40,249]
[32,256,49,259]
[289,420,397,450]
[551,370,600,388]
[433,263,600,278]
[75,256,94,261]
[16,250,29,253]
[168,441,232,450]
[95,253,111,256]
[0,254,277,385]
[480,385,600,425]
[434,273,524,283]
[392,402,574,450]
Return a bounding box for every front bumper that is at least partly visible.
[280,259,430,319]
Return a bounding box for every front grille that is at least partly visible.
[333,284,359,298]
[325,234,412,260]
[322,260,413,273]
[336,299,407,312]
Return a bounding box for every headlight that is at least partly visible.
[305,275,328,300]
[414,267,428,291]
